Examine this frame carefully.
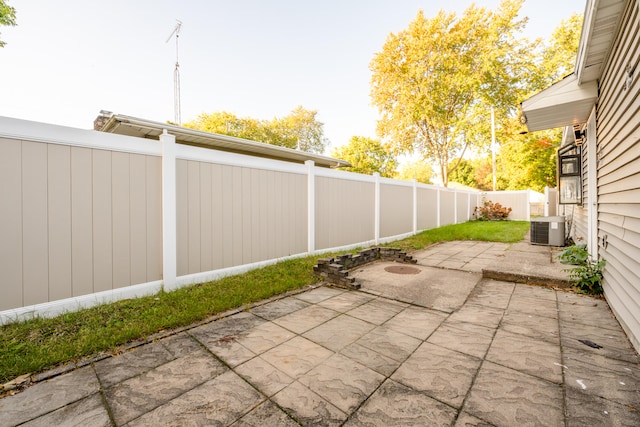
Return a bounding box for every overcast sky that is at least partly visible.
[1,0,585,151]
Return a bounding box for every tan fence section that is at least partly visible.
[175,161,307,276]
[315,176,375,251]
[3,117,526,322]
[0,134,162,312]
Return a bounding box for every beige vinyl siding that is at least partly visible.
[0,137,162,311]
[568,205,588,244]
[175,161,307,276]
[380,184,413,238]
[596,0,640,350]
[315,177,375,250]
[417,188,438,230]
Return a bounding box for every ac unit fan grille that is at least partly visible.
[531,221,550,245]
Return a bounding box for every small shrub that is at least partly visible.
[567,259,605,295]
[558,244,588,265]
[473,200,512,221]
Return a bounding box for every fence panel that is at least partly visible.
[482,191,530,220]
[315,175,375,250]
[417,187,439,230]
[380,181,413,238]
[439,190,456,226]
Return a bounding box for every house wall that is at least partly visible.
[596,0,640,351]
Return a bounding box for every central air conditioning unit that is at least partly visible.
[530,216,565,246]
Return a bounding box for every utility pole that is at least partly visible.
[166,20,182,125]
[491,107,497,191]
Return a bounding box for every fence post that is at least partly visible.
[160,130,177,291]
[412,179,418,234]
[467,192,471,221]
[374,172,380,244]
[306,160,315,254]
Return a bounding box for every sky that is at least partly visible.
[1,0,585,153]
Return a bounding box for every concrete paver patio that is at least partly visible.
[1,241,639,426]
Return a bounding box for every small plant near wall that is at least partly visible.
[559,244,605,295]
[473,200,512,221]
[568,259,605,295]
[558,244,588,265]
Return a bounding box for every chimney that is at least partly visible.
[94,110,113,131]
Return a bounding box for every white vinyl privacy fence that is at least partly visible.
[0,117,530,323]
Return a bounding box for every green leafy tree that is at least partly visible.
[185,106,328,153]
[331,136,397,177]
[396,159,433,184]
[498,132,559,192]
[448,159,476,188]
[370,0,535,187]
[0,0,16,48]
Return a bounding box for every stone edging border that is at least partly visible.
[313,247,417,289]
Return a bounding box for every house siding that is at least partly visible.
[596,0,640,351]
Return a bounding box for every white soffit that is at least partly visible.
[576,0,627,84]
[521,74,598,132]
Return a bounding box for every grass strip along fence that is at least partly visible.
[0,221,529,384]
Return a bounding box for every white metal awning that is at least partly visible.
[520,74,598,132]
[96,113,351,168]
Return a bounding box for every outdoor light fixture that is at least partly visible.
[558,143,582,205]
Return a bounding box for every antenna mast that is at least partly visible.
[166,20,182,125]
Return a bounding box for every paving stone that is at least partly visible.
[500,310,560,344]
[454,412,494,427]
[562,346,640,407]
[463,362,563,427]
[560,321,638,363]
[428,321,495,359]
[250,297,310,321]
[339,342,401,377]
[20,393,110,427]
[235,356,294,397]
[385,306,447,340]
[294,286,344,303]
[447,304,504,329]
[565,386,640,427]
[189,311,265,342]
[273,305,339,334]
[94,341,175,388]
[346,301,398,325]
[105,350,226,425]
[236,321,295,354]
[233,400,299,427]
[486,329,562,383]
[558,299,623,331]
[344,379,457,426]
[506,295,558,319]
[355,325,422,362]
[303,314,376,351]
[0,366,99,427]
[273,381,347,427]
[160,332,203,357]
[261,336,334,378]
[465,279,514,309]
[510,283,558,301]
[126,370,264,426]
[299,353,385,413]
[318,292,374,313]
[392,342,482,408]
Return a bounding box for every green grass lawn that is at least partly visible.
[0,220,529,384]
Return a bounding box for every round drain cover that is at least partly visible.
[384,265,421,275]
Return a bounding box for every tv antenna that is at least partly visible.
[166,20,182,125]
